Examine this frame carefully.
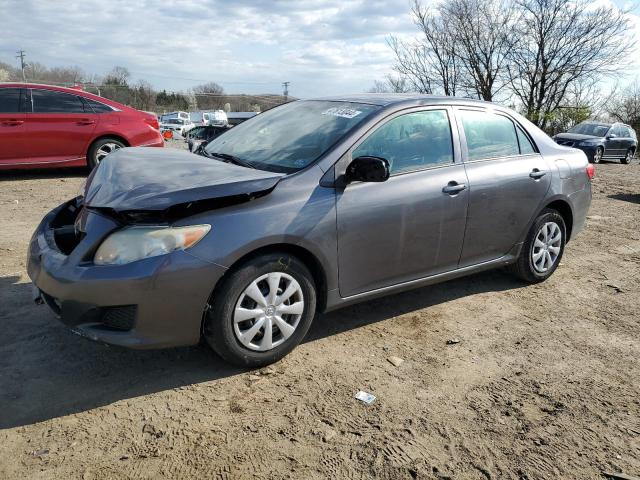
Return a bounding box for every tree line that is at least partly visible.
[374,0,638,134]
[0,62,288,113]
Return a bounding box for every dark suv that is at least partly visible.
[553,121,637,164]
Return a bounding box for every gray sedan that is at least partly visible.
[28,95,593,366]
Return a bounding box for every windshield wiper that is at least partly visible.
[207,151,256,169]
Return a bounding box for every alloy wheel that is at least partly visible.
[233,272,305,351]
[531,222,562,273]
[593,148,603,164]
[95,143,122,163]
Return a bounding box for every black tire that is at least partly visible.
[203,253,317,367]
[509,208,566,283]
[87,137,126,170]
[591,146,603,164]
[621,148,634,165]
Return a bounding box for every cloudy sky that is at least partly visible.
[1,0,638,98]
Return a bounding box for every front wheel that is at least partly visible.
[621,148,634,165]
[509,209,566,283]
[203,253,317,367]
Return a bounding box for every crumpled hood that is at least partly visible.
[84,147,284,211]
[554,133,602,141]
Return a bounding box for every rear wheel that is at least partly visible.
[509,209,566,283]
[203,253,317,367]
[621,148,634,165]
[591,147,603,164]
[87,138,125,169]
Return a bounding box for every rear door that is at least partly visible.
[455,108,551,267]
[26,88,99,165]
[619,126,635,156]
[604,125,624,159]
[0,88,28,165]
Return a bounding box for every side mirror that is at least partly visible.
[345,156,390,183]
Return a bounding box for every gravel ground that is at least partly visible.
[0,156,639,479]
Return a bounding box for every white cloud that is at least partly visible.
[1,0,416,96]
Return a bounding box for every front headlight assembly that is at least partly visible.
[578,139,600,146]
[94,224,211,266]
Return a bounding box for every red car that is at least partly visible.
[0,83,163,170]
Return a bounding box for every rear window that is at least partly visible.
[459,110,520,160]
[0,88,23,113]
[32,89,85,114]
[84,98,114,113]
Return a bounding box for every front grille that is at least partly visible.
[556,140,574,147]
[101,306,137,331]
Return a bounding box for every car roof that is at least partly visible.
[307,93,492,107]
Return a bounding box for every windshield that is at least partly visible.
[568,123,610,137]
[204,100,380,173]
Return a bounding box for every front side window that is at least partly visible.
[205,100,380,173]
[352,110,454,174]
[0,88,24,113]
[460,110,520,160]
[32,90,85,114]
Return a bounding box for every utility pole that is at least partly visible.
[16,50,26,82]
[282,81,290,102]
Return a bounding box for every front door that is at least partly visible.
[455,108,552,267]
[336,108,469,297]
[26,88,98,165]
[0,88,28,165]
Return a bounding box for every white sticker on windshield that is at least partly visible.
[321,107,362,119]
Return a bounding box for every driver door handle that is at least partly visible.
[529,168,547,179]
[442,181,467,194]
[1,119,24,126]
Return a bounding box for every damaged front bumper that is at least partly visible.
[27,197,227,349]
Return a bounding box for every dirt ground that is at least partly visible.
[1,152,639,479]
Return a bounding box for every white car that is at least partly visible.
[159,118,196,138]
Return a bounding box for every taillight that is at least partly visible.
[586,164,595,180]
[145,117,159,130]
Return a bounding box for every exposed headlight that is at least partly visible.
[578,139,600,146]
[94,225,211,266]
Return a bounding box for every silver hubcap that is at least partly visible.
[95,143,122,163]
[532,222,562,273]
[233,272,304,352]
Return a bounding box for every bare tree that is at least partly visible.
[609,80,640,133]
[388,1,460,95]
[441,0,514,100]
[104,66,131,86]
[367,75,411,93]
[193,81,225,109]
[507,0,634,130]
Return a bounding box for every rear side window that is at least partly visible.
[84,98,114,113]
[0,88,23,113]
[459,110,520,160]
[516,126,537,154]
[353,109,454,174]
[32,89,86,113]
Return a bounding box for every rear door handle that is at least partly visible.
[1,119,24,126]
[442,182,467,194]
[77,119,95,125]
[529,169,547,179]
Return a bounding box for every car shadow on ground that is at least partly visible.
[0,268,522,429]
[608,193,640,205]
[0,168,87,182]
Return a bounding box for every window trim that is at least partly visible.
[453,106,541,164]
[346,105,460,178]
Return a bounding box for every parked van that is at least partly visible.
[206,110,228,127]
[160,111,190,122]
